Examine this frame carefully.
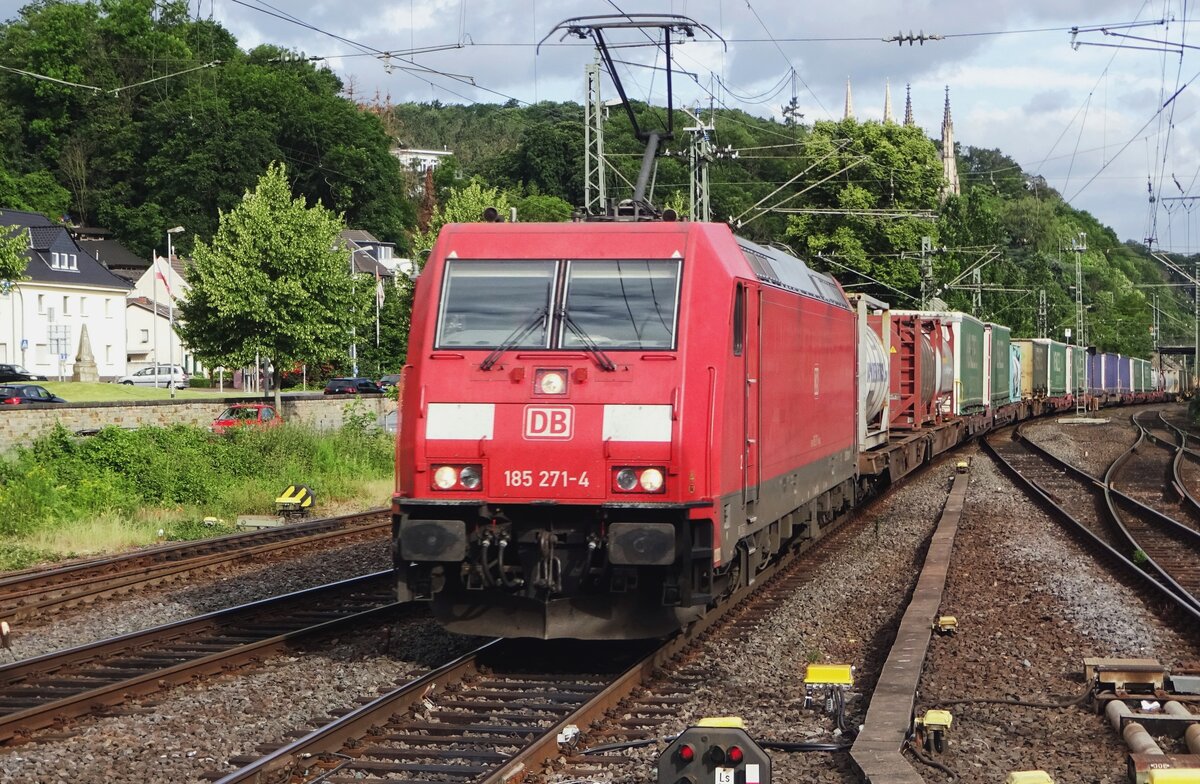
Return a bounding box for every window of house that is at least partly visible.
[104,298,111,317]
[69,254,77,271]
[105,345,112,363]
[140,329,150,344]
[80,296,88,315]
[378,246,393,260]
[35,343,48,363]
[37,294,44,313]
[62,296,69,315]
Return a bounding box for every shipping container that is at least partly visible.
[1117,355,1132,392]
[1103,353,1121,391]
[1014,339,1039,398]
[1067,345,1086,395]
[871,312,951,430]
[894,310,986,414]
[985,323,1013,407]
[1046,339,1067,397]
[1009,344,1023,402]
[1087,352,1104,393]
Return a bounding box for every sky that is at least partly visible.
[3,0,1199,253]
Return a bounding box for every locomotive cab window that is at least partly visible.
[436,260,556,348]
[562,260,681,350]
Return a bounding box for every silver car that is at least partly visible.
[116,364,189,389]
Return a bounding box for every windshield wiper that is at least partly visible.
[559,310,617,371]
[480,307,548,370]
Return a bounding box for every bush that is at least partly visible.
[0,421,394,539]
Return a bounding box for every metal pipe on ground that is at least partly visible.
[1106,700,1166,756]
[1163,701,1200,755]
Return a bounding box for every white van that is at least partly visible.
[116,364,189,389]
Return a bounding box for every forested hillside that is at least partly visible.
[0,0,1188,357]
[0,0,412,257]
[392,101,1185,357]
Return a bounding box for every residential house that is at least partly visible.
[70,225,151,284]
[389,146,453,173]
[340,229,413,281]
[126,256,202,373]
[0,209,131,379]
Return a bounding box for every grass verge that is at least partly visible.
[40,381,257,403]
[0,420,395,572]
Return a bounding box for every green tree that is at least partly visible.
[177,162,360,408]
[0,227,27,284]
[411,179,510,256]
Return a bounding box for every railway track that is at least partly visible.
[1125,410,1200,531]
[210,463,908,784]
[983,424,1200,616]
[1150,411,1200,517]
[0,509,389,624]
[0,571,404,744]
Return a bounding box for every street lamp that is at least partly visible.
[350,247,373,378]
[166,226,184,399]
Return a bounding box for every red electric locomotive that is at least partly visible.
[393,220,864,639]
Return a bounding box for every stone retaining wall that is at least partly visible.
[0,394,396,453]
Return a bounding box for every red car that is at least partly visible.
[211,403,281,434]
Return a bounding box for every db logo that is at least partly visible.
[524,406,574,439]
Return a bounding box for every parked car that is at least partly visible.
[211,403,281,434]
[323,377,383,394]
[0,384,66,404]
[116,364,189,389]
[378,373,402,389]
[0,363,46,382]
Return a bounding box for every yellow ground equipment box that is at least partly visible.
[275,484,314,518]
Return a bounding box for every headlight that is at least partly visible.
[433,466,458,490]
[459,465,482,490]
[613,466,666,493]
[639,467,664,492]
[536,369,567,395]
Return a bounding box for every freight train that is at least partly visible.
[391,219,1167,639]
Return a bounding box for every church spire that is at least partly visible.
[940,85,961,198]
[883,79,894,123]
[904,83,914,126]
[843,77,854,120]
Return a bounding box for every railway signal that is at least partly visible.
[658,717,771,784]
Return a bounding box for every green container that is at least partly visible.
[1070,345,1086,394]
[987,323,1012,406]
[1047,340,1067,397]
[1134,358,1150,392]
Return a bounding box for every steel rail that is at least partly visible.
[213,454,944,784]
[1153,411,1200,517]
[0,571,403,743]
[0,508,387,585]
[982,428,1200,625]
[0,512,389,623]
[1118,410,1200,533]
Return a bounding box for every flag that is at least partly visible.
[375,269,386,308]
[154,256,173,299]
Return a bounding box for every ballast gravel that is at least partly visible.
[547,411,1199,783]
[4,409,1197,783]
[5,538,391,660]
[0,618,484,784]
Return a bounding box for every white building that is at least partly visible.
[126,257,201,373]
[390,146,453,172]
[0,210,131,379]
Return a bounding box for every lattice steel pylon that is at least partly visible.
[685,110,714,222]
[583,55,607,216]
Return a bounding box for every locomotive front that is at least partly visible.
[394,222,719,639]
